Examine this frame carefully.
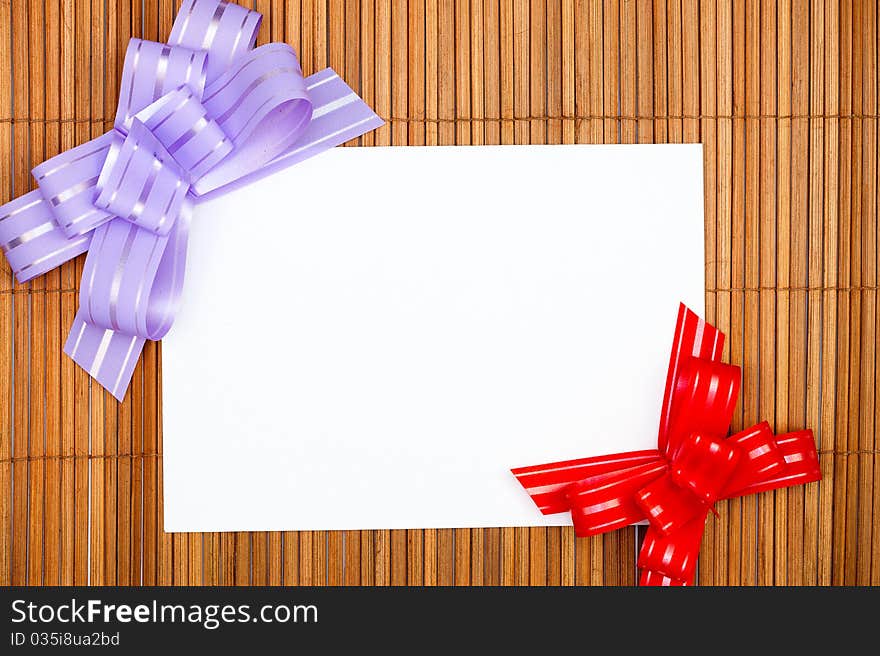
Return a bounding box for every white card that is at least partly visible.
[162,144,704,532]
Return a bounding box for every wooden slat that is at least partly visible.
[713,0,732,586]
[871,3,880,589]
[72,0,90,585]
[118,183,133,594]
[758,0,778,587]
[804,0,827,587]
[0,0,13,589]
[845,0,862,587]
[1,0,877,588]
[786,0,810,587]
[26,0,46,586]
[11,0,29,589]
[817,0,838,587]
[727,0,746,587]
[832,0,849,587]
[856,0,876,587]
[52,0,73,584]
[773,0,792,587]
[742,0,760,587]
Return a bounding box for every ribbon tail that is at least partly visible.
[284,68,386,165]
[0,133,117,283]
[637,512,707,585]
[64,209,190,401]
[0,133,123,283]
[724,428,822,498]
[64,312,146,401]
[0,190,91,283]
[511,450,662,515]
[657,303,726,455]
[639,570,690,586]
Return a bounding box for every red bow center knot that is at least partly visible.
[512,304,821,586]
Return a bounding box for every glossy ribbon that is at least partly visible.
[511,304,822,585]
[0,0,382,400]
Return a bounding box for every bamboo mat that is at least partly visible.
[0,0,877,586]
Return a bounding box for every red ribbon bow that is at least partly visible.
[511,304,822,585]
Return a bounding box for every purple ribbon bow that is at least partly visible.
[0,0,382,400]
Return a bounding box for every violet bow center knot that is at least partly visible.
[0,0,383,401]
[92,87,234,237]
[72,82,240,352]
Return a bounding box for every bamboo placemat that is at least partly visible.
[1,1,877,586]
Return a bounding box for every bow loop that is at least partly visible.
[193,44,313,195]
[30,134,117,239]
[722,422,785,494]
[76,205,190,341]
[168,0,262,83]
[666,356,740,455]
[115,39,209,131]
[727,429,821,498]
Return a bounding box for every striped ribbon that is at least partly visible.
[0,0,382,400]
[511,303,822,585]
